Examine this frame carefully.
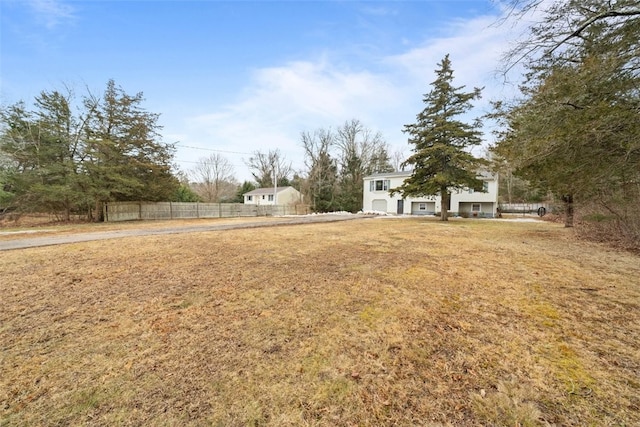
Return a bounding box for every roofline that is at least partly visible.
[363,170,412,179]
[364,169,497,180]
[243,186,298,195]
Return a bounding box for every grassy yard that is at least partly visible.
[1,217,638,426]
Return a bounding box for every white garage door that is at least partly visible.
[372,199,388,213]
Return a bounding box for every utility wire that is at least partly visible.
[174,143,251,155]
[175,159,247,168]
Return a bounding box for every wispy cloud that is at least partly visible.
[360,6,398,17]
[184,58,403,171]
[386,13,523,96]
[175,6,529,177]
[26,0,76,30]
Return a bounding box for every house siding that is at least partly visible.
[363,171,499,217]
[243,186,302,206]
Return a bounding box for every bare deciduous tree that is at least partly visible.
[336,119,391,175]
[189,153,237,202]
[501,0,640,73]
[300,120,393,212]
[335,119,393,212]
[392,148,407,172]
[245,149,292,187]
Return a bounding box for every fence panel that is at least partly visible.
[104,202,140,222]
[141,202,171,220]
[103,202,310,222]
[170,202,199,219]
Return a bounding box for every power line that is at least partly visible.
[175,159,247,168]
[174,143,251,155]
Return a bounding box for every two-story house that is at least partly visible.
[363,170,499,217]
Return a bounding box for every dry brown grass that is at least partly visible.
[1,217,639,426]
[0,216,286,240]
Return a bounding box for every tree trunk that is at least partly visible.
[95,200,104,222]
[440,190,449,221]
[64,199,71,222]
[562,194,574,227]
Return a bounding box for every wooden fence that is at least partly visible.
[103,202,310,222]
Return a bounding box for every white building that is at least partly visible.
[363,170,499,217]
[243,186,303,206]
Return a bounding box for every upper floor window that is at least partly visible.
[268,194,274,201]
[369,179,390,191]
[247,195,252,201]
[469,181,489,193]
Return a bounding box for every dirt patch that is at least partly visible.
[1,217,638,426]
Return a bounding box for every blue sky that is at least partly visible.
[1,0,526,182]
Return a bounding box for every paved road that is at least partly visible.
[0,214,366,251]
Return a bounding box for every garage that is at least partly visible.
[371,199,388,213]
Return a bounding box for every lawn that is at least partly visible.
[1,217,638,426]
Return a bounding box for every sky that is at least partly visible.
[0,0,529,182]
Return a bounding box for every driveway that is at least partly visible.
[0,214,365,251]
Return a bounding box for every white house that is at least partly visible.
[243,186,303,206]
[363,170,499,217]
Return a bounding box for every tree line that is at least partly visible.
[0,79,398,218]
[186,119,397,213]
[3,0,638,250]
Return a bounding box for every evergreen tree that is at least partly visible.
[301,128,338,212]
[172,184,202,202]
[495,0,640,237]
[82,80,179,216]
[391,55,485,221]
[0,91,91,220]
[233,181,256,203]
[309,150,338,212]
[0,80,180,220]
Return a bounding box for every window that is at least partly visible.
[472,203,481,212]
[419,203,426,210]
[469,182,489,193]
[262,195,265,200]
[247,195,252,201]
[370,179,390,191]
[268,194,274,201]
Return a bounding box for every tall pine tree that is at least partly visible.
[0,80,179,220]
[392,55,485,221]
